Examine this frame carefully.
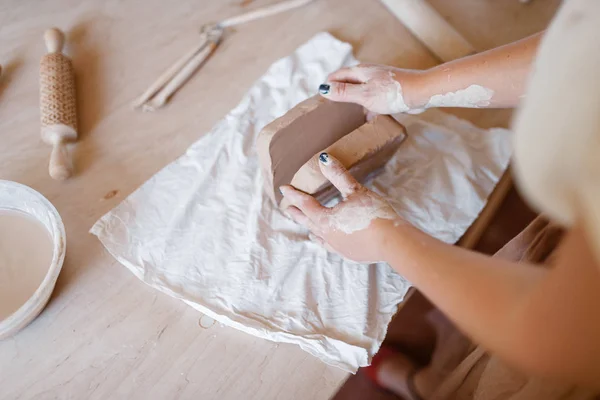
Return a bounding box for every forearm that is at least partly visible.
[379,221,600,386]
[378,220,546,359]
[412,32,543,109]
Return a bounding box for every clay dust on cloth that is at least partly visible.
[91,33,511,372]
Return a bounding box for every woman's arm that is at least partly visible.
[380,220,600,388]
[319,33,543,113]
[415,32,542,109]
[281,154,600,388]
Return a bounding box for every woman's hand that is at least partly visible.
[280,153,402,263]
[318,64,427,114]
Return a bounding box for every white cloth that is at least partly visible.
[91,32,511,372]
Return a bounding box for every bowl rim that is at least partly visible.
[0,180,67,340]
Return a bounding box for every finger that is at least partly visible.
[280,185,325,220]
[286,206,323,236]
[317,153,362,198]
[319,81,369,105]
[327,64,377,83]
[327,66,368,84]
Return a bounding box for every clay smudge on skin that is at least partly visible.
[386,71,410,113]
[425,85,494,108]
[385,72,426,114]
[327,194,397,234]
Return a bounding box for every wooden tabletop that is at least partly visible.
[0,0,559,398]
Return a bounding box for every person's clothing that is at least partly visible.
[421,217,597,400]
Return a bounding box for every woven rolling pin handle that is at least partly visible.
[40,28,78,180]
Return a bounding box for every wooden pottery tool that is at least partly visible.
[135,25,224,111]
[39,28,78,180]
[133,0,317,110]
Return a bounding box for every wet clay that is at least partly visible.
[0,210,54,320]
[257,96,364,204]
[257,96,407,207]
[288,115,406,205]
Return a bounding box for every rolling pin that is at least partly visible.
[39,28,78,180]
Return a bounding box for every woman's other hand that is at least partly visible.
[280,153,402,263]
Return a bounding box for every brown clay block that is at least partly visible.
[286,115,407,206]
[257,95,365,204]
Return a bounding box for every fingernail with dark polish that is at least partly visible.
[319,152,330,164]
[319,84,330,95]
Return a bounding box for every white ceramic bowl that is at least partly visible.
[0,180,66,339]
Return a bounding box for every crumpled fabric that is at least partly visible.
[91,32,511,372]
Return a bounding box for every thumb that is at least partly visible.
[319,82,368,106]
[318,152,362,198]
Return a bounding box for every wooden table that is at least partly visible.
[0,1,559,398]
